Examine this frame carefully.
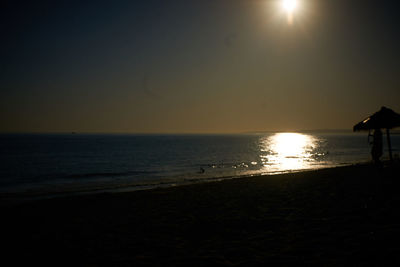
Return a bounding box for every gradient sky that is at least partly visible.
[1,0,400,133]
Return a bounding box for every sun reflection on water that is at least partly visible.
[260,133,318,171]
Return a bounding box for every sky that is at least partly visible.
[1,0,400,133]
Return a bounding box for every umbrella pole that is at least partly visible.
[386,128,393,162]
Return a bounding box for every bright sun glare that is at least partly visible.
[261,133,316,171]
[282,0,298,13]
[281,0,298,24]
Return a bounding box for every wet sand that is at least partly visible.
[3,162,400,266]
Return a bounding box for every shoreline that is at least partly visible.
[3,161,400,265]
[0,162,368,205]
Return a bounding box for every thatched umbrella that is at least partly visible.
[353,106,400,161]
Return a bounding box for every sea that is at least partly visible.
[1,132,399,198]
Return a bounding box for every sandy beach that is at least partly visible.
[3,162,400,266]
[3,1,400,266]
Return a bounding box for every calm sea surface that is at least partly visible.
[1,132,399,196]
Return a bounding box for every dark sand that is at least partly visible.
[3,163,400,266]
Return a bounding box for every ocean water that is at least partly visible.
[1,132,399,197]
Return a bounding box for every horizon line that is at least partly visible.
[0,129,363,135]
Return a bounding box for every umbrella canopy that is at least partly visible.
[353,106,400,132]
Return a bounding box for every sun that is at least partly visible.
[281,0,299,25]
[282,0,298,13]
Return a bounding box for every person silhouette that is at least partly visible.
[199,167,205,174]
[371,128,383,165]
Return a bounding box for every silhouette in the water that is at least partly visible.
[199,167,205,174]
[370,128,383,165]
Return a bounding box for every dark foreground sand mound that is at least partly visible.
[3,163,400,266]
